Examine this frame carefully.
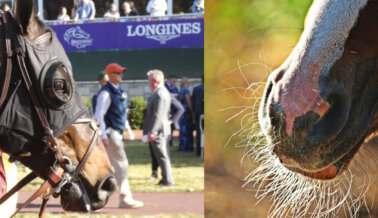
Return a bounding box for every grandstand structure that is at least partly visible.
[46,14,204,81]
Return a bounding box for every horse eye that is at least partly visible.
[54,80,65,92]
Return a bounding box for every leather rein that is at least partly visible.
[0,11,98,217]
[0,119,98,217]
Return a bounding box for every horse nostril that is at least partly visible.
[98,176,116,197]
[259,68,287,136]
[262,80,273,106]
[90,176,117,211]
[308,84,351,143]
[273,69,285,83]
[96,175,116,204]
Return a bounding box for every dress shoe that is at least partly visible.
[157,180,174,187]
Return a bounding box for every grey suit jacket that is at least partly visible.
[143,85,171,137]
[170,95,184,130]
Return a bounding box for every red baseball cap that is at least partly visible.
[105,63,127,74]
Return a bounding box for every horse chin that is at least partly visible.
[60,182,91,212]
[59,175,115,212]
[60,181,110,212]
[282,139,365,181]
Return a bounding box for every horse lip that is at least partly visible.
[60,182,90,212]
[91,199,107,210]
[288,165,339,180]
[283,139,364,180]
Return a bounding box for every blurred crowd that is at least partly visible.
[164,75,204,156]
[49,0,205,21]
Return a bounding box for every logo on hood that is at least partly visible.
[126,22,201,44]
[64,26,93,49]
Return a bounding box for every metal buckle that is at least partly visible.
[90,121,98,131]
[48,137,59,151]
[19,152,31,157]
[51,173,71,198]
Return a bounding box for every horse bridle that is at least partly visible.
[0,121,99,218]
[0,11,99,217]
[0,119,99,215]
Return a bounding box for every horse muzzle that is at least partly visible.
[60,175,116,212]
[258,66,354,175]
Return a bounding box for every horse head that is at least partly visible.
[259,0,377,180]
[0,0,116,212]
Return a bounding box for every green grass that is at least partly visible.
[16,140,204,192]
[18,214,203,218]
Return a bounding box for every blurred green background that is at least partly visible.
[205,0,312,217]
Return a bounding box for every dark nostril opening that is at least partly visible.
[274,69,285,83]
[259,69,285,135]
[98,176,116,193]
[263,80,273,104]
[269,102,284,130]
[91,176,117,210]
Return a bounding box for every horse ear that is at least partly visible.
[14,0,35,34]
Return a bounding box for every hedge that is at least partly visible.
[128,96,147,130]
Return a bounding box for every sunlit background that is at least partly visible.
[205,0,313,217]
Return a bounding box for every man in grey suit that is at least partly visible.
[143,69,174,186]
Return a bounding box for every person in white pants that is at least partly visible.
[94,63,143,209]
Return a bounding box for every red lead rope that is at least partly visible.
[0,151,6,198]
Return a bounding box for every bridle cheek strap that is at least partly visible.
[72,123,98,178]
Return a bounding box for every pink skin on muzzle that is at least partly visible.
[272,64,330,136]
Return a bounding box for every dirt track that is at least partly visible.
[18,191,204,216]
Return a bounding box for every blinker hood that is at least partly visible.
[18,30,87,137]
[40,57,73,108]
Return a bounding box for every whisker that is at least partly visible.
[223,45,374,217]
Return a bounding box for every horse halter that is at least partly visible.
[0,11,97,217]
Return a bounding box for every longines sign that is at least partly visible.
[50,19,204,52]
[126,22,201,44]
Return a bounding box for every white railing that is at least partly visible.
[38,0,176,18]
[44,13,204,26]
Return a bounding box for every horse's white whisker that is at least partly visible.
[235,113,373,217]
